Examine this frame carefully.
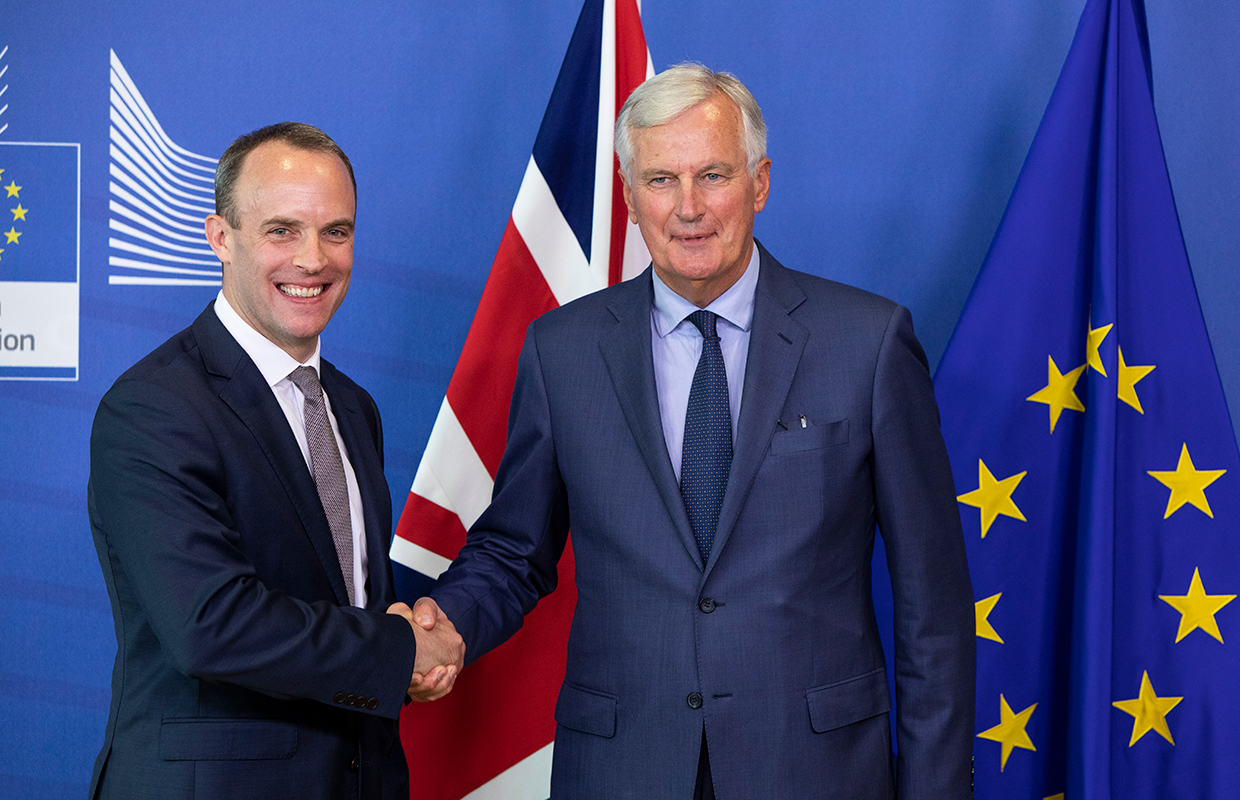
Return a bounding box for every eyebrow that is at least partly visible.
[260,216,355,231]
[638,162,736,180]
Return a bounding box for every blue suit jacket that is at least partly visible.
[87,304,416,800]
[433,245,975,799]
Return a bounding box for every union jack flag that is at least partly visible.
[391,1,652,796]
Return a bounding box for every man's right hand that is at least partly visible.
[386,599,465,702]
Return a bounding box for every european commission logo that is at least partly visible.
[107,51,220,288]
[0,140,80,381]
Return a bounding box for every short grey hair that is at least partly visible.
[615,62,767,180]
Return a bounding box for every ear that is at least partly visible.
[752,158,772,214]
[620,171,639,225]
[204,214,233,265]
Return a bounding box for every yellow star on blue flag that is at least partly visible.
[1147,443,1226,519]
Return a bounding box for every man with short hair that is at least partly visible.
[418,65,974,798]
[88,121,463,800]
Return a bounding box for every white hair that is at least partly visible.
[615,62,767,180]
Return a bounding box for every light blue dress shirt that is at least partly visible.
[650,244,759,481]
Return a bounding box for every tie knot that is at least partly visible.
[686,310,719,341]
[288,365,323,400]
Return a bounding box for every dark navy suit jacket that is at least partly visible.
[88,304,416,800]
[433,245,975,799]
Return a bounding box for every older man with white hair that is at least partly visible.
[419,63,975,799]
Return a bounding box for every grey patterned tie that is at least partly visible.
[288,366,355,605]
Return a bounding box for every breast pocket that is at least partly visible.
[769,418,849,456]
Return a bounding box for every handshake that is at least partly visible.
[387,597,466,703]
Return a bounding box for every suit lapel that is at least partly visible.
[707,246,808,575]
[598,271,701,566]
[194,307,353,606]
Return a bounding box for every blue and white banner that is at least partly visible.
[0,141,79,380]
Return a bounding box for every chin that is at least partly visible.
[277,314,331,340]
[672,262,725,282]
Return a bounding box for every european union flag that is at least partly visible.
[0,142,78,283]
[934,0,1240,797]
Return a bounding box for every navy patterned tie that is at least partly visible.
[680,310,732,563]
[288,366,355,605]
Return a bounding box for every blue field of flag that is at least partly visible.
[0,142,79,284]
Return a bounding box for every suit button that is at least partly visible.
[334,692,346,704]
[366,697,379,710]
[687,692,703,709]
[348,756,359,773]
[346,694,357,707]
[356,695,369,708]
[698,597,715,613]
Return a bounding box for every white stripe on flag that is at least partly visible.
[410,397,495,532]
[590,0,618,279]
[389,536,453,580]
[461,743,554,800]
[512,157,604,306]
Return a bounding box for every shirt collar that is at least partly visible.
[652,243,760,339]
[213,290,322,387]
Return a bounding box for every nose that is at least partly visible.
[294,234,327,272]
[675,178,704,221]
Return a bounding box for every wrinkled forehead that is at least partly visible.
[631,96,747,167]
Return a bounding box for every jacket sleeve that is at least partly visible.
[870,305,976,799]
[431,324,571,663]
[89,375,416,719]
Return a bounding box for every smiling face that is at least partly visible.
[621,91,771,308]
[205,140,356,362]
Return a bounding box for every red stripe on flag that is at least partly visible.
[400,540,578,800]
[393,491,467,561]
[608,0,649,285]
[608,161,631,287]
[445,218,559,477]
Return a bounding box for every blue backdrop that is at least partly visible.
[1,2,1237,797]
